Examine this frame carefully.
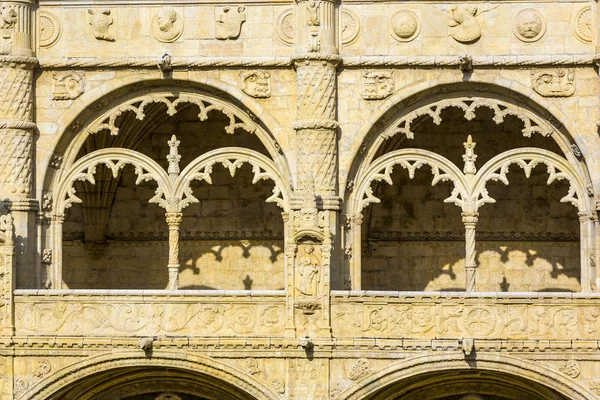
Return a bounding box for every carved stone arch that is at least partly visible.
[343,80,593,206]
[349,148,469,216]
[53,148,172,216]
[175,147,292,212]
[472,147,590,213]
[337,353,594,400]
[42,78,293,200]
[21,350,282,400]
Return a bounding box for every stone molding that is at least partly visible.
[36,54,600,69]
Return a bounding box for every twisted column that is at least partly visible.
[462,212,478,292]
[166,212,182,290]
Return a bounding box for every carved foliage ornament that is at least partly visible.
[88,9,114,41]
[531,69,575,97]
[152,8,183,43]
[572,6,592,43]
[390,10,420,42]
[39,11,61,48]
[362,71,394,100]
[215,6,246,40]
[240,70,271,98]
[513,8,546,42]
[52,71,85,101]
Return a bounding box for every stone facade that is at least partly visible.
[0,0,599,398]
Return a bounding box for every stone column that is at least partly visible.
[49,214,64,289]
[579,211,595,292]
[166,212,182,290]
[291,0,340,340]
[0,0,36,288]
[462,212,478,292]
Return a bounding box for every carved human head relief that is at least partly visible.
[152,8,183,43]
[215,6,246,40]
[513,9,546,42]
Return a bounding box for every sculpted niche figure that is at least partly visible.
[296,245,320,298]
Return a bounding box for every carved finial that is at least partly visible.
[462,135,477,175]
[167,135,181,177]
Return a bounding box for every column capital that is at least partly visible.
[461,212,479,225]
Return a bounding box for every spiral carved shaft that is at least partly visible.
[166,212,182,290]
[463,213,478,292]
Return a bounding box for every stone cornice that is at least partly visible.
[36,54,600,70]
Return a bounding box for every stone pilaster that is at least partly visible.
[0,0,37,288]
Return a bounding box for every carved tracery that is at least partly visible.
[382,97,554,141]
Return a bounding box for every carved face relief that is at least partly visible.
[152,8,183,43]
[390,10,420,42]
[87,9,115,41]
[448,5,481,43]
[240,71,271,98]
[215,6,246,40]
[513,9,545,42]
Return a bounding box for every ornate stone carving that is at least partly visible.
[242,358,261,375]
[270,377,285,394]
[215,6,246,40]
[33,359,51,378]
[0,61,33,122]
[275,8,294,45]
[341,8,360,46]
[158,53,172,73]
[559,360,581,378]
[531,69,575,97]
[151,8,183,43]
[296,245,320,298]
[0,129,32,196]
[240,70,271,98]
[572,6,592,43]
[88,9,115,41]
[390,10,420,42]
[362,71,394,100]
[52,71,85,100]
[448,5,495,43]
[0,3,17,55]
[39,11,61,48]
[41,248,52,265]
[348,358,371,380]
[49,153,63,169]
[295,63,336,122]
[513,9,546,42]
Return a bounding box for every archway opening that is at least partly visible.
[358,102,581,292]
[58,94,285,290]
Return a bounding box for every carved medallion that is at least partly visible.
[341,8,361,46]
[87,9,114,41]
[32,359,51,378]
[52,71,85,100]
[513,9,546,42]
[390,10,420,42]
[559,360,581,378]
[572,6,592,43]
[215,6,246,40]
[240,70,271,98]
[362,71,394,100]
[39,11,61,48]
[448,5,481,43]
[275,8,294,45]
[151,8,183,43]
[531,69,575,97]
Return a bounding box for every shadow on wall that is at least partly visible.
[361,240,580,292]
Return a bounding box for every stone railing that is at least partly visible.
[331,291,600,342]
[13,290,286,337]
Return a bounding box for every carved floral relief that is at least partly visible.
[572,6,592,43]
[275,8,294,45]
